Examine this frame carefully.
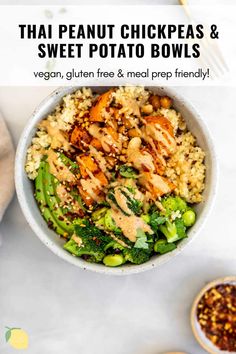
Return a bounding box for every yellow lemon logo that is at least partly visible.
[5,327,29,350]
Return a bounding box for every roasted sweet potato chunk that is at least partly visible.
[70,126,91,150]
[94,171,108,186]
[105,126,119,141]
[121,116,133,129]
[77,155,99,178]
[143,147,165,175]
[111,108,120,120]
[90,138,102,150]
[139,172,175,198]
[90,89,114,122]
[145,115,174,137]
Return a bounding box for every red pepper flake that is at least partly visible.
[197,284,236,352]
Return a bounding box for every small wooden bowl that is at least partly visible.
[191,276,236,354]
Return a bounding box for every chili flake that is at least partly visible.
[197,283,236,352]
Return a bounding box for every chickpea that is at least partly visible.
[128,137,142,150]
[160,96,172,109]
[141,104,153,115]
[149,95,161,110]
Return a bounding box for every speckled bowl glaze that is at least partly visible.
[191,276,236,354]
[15,86,218,275]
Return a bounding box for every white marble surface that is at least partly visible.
[0,0,233,5]
[0,86,235,354]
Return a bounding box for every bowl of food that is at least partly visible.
[191,276,236,353]
[15,86,217,274]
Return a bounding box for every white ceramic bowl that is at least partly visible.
[15,86,217,275]
[191,276,236,354]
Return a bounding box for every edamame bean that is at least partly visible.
[103,254,124,267]
[182,210,196,227]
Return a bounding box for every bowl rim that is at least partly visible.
[15,85,218,275]
[190,276,236,354]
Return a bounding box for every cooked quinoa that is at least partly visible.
[26,86,205,203]
[165,132,205,203]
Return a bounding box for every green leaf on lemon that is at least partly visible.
[5,329,11,342]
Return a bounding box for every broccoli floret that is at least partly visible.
[154,239,176,254]
[119,165,138,178]
[124,247,151,265]
[124,232,154,264]
[104,240,125,253]
[175,197,188,212]
[175,218,187,239]
[161,196,178,213]
[63,238,104,263]
[91,207,108,221]
[91,208,122,234]
[149,212,167,232]
[114,233,133,247]
[161,196,187,214]
[63,220,112,262]
[159,219,178,243]
[104,209,122,234]
[159,218,187,243]
[91,207,108,229]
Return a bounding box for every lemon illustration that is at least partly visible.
[5,327,29,350]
